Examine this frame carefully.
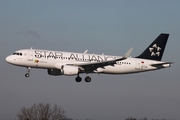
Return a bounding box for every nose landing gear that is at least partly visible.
[25,67,31,77]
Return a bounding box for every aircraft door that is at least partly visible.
[135,60,145,70]
[135,60,141,70]
[28,50,33,61]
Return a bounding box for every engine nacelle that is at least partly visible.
[47,69,62,76]
[62,65,79,76]
[47,65,79,76]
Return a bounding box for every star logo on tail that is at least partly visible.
[149,44,161,56]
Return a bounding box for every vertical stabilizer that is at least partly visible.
[136,33,169,61]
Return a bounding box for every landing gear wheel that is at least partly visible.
[75,76,82,82]
[25,67,31,78]
[85,76,91,82]
[25,73,30,77]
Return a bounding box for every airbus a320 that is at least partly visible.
[6,33,172,82]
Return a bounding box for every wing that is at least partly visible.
[67,48,133,71]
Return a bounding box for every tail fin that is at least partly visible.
[136,33,169,61]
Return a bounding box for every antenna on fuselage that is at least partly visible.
[30,47,33,49]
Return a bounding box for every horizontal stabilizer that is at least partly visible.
[151,62,173,67]
[150,62,173,69]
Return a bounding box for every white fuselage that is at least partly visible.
[6,49,170,75]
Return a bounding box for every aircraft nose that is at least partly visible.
[6,55,22,65]
[6,55,13,64]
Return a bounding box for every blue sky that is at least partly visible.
[1,1,180,120]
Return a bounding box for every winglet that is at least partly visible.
[115,48,133,61]
[123,48,133,59]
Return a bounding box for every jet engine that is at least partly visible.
[47,65,79,76]
[47,69,62,76]
[62,65,79,76]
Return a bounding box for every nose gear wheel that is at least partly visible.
[25,67,31,78]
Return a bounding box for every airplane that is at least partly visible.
[6,33,172,82]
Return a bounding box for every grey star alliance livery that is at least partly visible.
[6,33,172,82]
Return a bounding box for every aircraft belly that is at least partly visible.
[103,65,133,74]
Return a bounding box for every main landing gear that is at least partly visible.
[85,76,91,82]
[24,68,92,82]
[75,74,92,83]
[75,75,82,82]
[25,67,31,77]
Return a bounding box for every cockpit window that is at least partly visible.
[13,52,23,56]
